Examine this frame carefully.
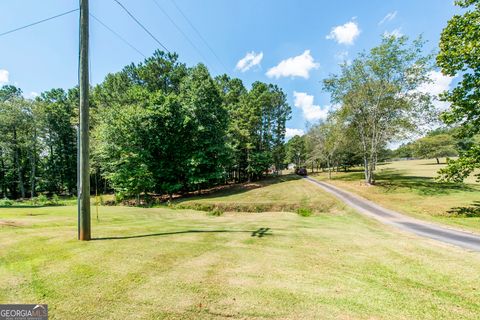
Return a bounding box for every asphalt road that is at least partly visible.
[305,177,480,252]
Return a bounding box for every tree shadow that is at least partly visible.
[374,170,477,195]
[93,227,272,240]
[447,201,480,217]
[331,169,478,196]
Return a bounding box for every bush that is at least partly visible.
[31,197,39,206]
[296,207,313,217]
[114,193,124,204]
[0,198,14,206]
[52,194,60,205]
[38,194,48,205]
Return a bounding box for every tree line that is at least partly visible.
[0,51,291,201]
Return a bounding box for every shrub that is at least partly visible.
[0,198,14,206]
[38,194,48,205]
[114,193,124,204]
[31,197,39,206]
[52,194,60,205]
[297,207,313,217]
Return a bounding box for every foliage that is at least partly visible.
[0,198,14,206]
[412,134,458,164]
[306,118,344,178]
[296,207,313,217]
[0,50,291,201]
[323,35,434,184]
[285,135,306,167]
[437,0,480,182]
[92,51,290,199]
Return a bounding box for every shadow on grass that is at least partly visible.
[251,227,271,237]
[331,169,478,196]
[93,227,272,240]
[447,201,480,218]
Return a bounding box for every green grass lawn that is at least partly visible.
[311,159,480,233]
[2,176,480,319]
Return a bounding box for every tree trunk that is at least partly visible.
[367,156,375,185]
[13,128,25,199]
[363,156,369,184]
[436,158,440,164]
[327,158,331,180]
[0,148,5,198]
[30,152,36,199]
[30,128,37,199]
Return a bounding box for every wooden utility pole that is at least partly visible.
[78,0,91,240]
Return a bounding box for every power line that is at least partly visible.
[169,0,228,73]
[0,8,79,38]
[151,0,215,71]
[112,0,169,53]
[90,13,146,58]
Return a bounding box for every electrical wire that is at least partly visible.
[90,13,147,58]
[112,0,169,53]
[0,8,79,38]
[169,0,228,73]
[151,0,214,70]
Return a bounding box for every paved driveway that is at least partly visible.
[306,177,480,252]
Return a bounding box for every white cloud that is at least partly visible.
[0,69,9,85]
[293,91,329,122]
[236,51,263,72]
[285,128,305,139]
[326,20,360,45]
[417,70,454,110]
[266,50,319,79]
[383,28,403,38]
[379,11,397,25]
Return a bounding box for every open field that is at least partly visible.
[2,176,480,319]
[311,159,480,233]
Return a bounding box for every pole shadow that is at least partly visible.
[93,228,272,240]
[251,227,271,237]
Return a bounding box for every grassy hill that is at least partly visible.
[1,176,480,319]
[312,159,480,233]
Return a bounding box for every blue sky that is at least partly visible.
[0,0,459,138]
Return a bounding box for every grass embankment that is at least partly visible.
[1,175,480,319]
[312,159,480,233]
[174,175,338,215]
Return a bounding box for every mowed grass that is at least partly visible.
[312,159,480,233]
[1,177,480,319]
